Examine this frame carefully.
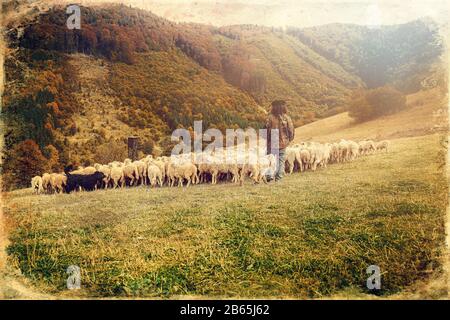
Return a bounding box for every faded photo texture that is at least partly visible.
[0,0,449,299]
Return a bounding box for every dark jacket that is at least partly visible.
[266,114,295,150]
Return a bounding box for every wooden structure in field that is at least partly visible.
[128,136,139,161]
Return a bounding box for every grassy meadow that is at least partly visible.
[3,134,448,298]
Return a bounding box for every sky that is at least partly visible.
[76,0,449,28]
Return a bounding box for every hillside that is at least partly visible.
[212,26,363,120]
[294,88,448,143]
[1,3,446,190]
[6,5,367,121]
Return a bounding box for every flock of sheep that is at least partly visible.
[30,139,389,194]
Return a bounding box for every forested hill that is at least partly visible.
[1,3,444,189]
[287,19,444,92]
[9,4,367,121]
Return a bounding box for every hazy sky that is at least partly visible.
[77,0,449,27]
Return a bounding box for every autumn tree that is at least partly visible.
[43,144,61,173]
[3,140,47,189]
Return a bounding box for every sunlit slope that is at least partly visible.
[294,88,448,143]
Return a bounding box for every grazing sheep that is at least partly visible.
[309,144,325,171]
[338,140,350,163]
[376,140,390,152]
[147,164,163,188]
[121,163,139,187]
[285,148,297,174]
[41,173,52,193]
[110,165,124,189]
[329,143,340,164]
[321,144,331,168]
[31,176,43,194]
[257,154,277,183]
[133,160,147,185]
[197,154,219,184]
[34,136,389,195]
[359,140,376,156]
[241,163,260,184]
[50,173,67,194]
[298,149,311,172]
[149,159,166,186]
[167,159,198,187]
[348,141,360,161]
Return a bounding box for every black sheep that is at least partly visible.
[64,166,105,193]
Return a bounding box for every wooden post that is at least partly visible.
[128,136,139,161]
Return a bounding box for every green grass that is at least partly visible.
[4,134,447,298]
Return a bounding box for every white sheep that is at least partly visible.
[167,158,198,187]
[133,160,147,186]
[109,163,124,189]
[50,173,67,194]
[121,163,139,187]
[41,173,52,193]
[376,140,390,152]
[31,176,43,194]
[147,164,163,188]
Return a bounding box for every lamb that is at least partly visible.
[376,140,390,152]
[31,176,43,194]
[257,154,277,183]
[359,140,376,156]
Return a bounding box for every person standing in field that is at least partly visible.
[265,100,295,181]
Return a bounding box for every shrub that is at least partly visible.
[94,142,128,164]
[140,138,155,155]
[349,86,407,122]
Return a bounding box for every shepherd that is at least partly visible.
[265,100,295,182]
